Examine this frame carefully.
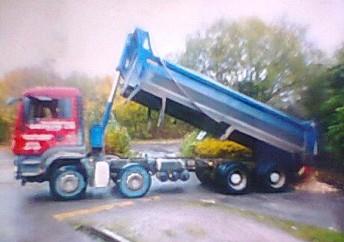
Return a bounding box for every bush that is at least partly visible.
[326,106,344,162]
[105,122,131,156]
[195,138,251,159]
[115,97,193,140]
[115,100,152,139]
[180,131,199,157]
[181,131,252,159]
[0,118,10,144]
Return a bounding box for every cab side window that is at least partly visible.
[25,97,72,123]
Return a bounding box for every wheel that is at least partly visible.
[180,170,190,181]
[255,162,289,192]
[195,164,212,185]
[117,164,151,198]
[156,171,168,182]
[50,165,87,201]
[216,162,250,194]
[169,171,179,182]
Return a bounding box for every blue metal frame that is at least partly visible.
[117,28,317,162]
[90,73,120,151]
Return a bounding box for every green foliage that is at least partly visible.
[238,206,344,242]
[115,100,152,139]
[195,138,251,159]
[326,107,344,159]
[181,132,251,159]
[114,97,193,140]
[180,131,199,157]
[0,117,10,143]
[301,65,328,119]
[179,18,323,115]
[319,63,344,163]
[302,45,344,166]
[105,122,131,156]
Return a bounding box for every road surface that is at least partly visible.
[1,142,343,241]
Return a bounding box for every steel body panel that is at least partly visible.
[117,28,317,158]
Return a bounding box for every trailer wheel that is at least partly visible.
[216,162,250,194]
[117,164,151,198]
[195,164,212,185]
[256,162,289,192]
[50,165,87,201]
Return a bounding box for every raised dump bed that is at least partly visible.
[117,28,317,167]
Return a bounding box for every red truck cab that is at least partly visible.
[12,87,84,156]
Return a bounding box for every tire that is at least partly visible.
[50,165,87,201]
[255,162,289,193]
[195,164,212,185]
[216,162,250,194]
[117,164,151,198]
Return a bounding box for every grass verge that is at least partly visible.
[193,200,344,242]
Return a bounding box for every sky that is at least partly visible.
[0,0,343,77]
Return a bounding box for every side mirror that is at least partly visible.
[5,97,21,105]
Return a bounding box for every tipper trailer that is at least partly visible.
[11,28,317,200]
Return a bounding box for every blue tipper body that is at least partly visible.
[117,28,318,165]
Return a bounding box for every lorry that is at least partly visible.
[11,28,317,200]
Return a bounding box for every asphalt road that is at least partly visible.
[132,141,344,231]
[1,142,343,242]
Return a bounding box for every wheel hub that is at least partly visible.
[230,173,242,185]
[270,172,280,183]
[127,173,144,191]
[59,174,79,193]
[269,171,286,189]
[228,171,247,191]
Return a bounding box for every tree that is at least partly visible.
[300,44,344,166]
[114,96,192,139]
[179,18,323,116]
[319,52,344,162]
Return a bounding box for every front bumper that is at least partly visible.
[14,156,44,180]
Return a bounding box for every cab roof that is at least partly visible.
[23,87,81,98]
